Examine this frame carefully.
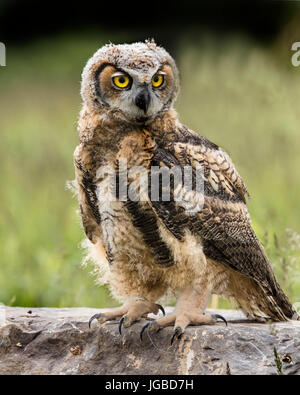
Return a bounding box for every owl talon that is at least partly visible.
[212,314,228,326]
[88,313,103,329]
[119,316,125,335]
[140,320,160,341]
[156,304,166,316]
[170,326,183,345]
[140,322,151,341]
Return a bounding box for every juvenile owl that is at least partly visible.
[74,40,298,343]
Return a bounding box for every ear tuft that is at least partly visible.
[145,38,157,49]
[145,38,156,44]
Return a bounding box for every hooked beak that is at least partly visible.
[135,87,150,113]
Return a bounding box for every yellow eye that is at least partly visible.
[112,74,130,89]
[152,74,164,88]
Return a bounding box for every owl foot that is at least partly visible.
[140,311,227,344]
[88,297,165,333]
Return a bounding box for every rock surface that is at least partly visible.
[0,306,299,375]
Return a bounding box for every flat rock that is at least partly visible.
[0,306,299,375]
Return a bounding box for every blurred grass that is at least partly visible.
[0,32,299,309]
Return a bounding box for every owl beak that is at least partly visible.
[135,88,150,113]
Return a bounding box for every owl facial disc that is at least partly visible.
[80,40,179,125]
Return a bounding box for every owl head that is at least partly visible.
[81,40,179,125]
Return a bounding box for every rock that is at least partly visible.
[0,306,299,375]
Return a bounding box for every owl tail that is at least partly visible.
[259,278,298,321]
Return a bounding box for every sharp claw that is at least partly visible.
[88,313,102,329]
[156,304,165,316]
[140,322,151,341]
[213,314,228,326]
[171,327,183,345]
[119,316,125,335]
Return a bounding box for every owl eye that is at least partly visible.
[152,74,164,88]
[112,74,131,89]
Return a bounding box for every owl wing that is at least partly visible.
[148,132,278,293]
[74,143,102,244]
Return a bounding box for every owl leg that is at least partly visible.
[140,285,227,344]
[88,295,165,332]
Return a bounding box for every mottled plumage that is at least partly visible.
[74,41,298,339]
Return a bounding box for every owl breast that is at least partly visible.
[95,170,151,265]
[81,128,220,294]
[94,157,213,294]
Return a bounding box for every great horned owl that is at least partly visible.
[74,40,298,343]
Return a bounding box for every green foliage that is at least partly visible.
[273,346,283,375]
[0,32,299,308]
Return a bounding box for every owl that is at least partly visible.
[74,40,298,344]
